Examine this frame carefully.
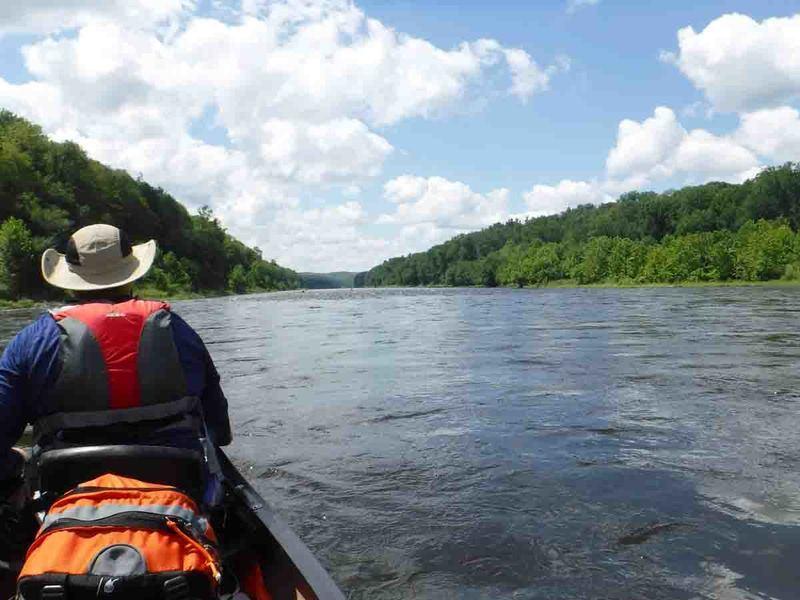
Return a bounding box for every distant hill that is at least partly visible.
[299,272,359,289]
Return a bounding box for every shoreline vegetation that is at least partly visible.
[415,278,800,290]
[359,163,800,290]
[539,278,800,289]
[0,111,300,306]
[4,278,800,310]
[0,285,281,311]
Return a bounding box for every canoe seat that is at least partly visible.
[36,445,206,499]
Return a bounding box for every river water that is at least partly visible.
[2,287,800,599]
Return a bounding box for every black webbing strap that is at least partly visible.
[195,400,222,479]
[18,572,214,600]
[33,397,201,442]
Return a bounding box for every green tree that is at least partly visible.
[606,238,648,282]
[573,237,613,283]
[0,218,35,298]
[227,264,248,294]
[520,243,563,285]
[734,220,797,280]
[496,243,527,287]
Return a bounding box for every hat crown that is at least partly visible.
[41,224,156,291]
[68,225,127,274]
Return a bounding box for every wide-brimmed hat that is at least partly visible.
[41,224,157,291]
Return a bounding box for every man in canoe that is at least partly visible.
[0,224,232,504]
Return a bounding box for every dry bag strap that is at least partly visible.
[194,400,222,479]
[40,503,209,535]
[18,573,215,600]
[33,397,201,443]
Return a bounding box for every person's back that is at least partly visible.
[0,224,231,502]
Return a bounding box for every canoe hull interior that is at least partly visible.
[0,449,345,600]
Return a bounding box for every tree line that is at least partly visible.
[0,111,299,300]
[359,164,800,287]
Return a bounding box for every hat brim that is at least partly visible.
[41,240,157,291]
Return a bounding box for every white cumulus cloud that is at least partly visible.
[605,106,760,189]
[606,106,686,183]
[378,175,509,230]
[734,106,800,163]
[672,128,761,183]
[663,13,800,113]
[228,200,390,272]
[0,0,193,36]
[257,118,392,184]
[522,180,608,218]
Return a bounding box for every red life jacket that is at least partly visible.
[34,300,200,449]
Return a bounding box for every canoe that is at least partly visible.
[216,450,346,600]
[0,446,346,600]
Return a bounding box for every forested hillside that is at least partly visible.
[299,272,358,289]
[361,164,800,287]
[0,111,298,300]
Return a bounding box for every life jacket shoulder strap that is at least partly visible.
[33,396,202,442]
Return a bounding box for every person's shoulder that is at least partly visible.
[164,309,206,346]
[4,312,59,357]
[28,311,61,338]
[22,312,60,335]
[164,307,189,326]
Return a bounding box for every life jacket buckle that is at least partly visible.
[163,576,190,600]
[41,584,66,600]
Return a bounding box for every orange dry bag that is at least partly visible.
[17,474,221,600]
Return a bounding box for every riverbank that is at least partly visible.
[536,278,800,289]
[0,298,45,310]
[5,279,799,309]
[0,286,270,311]
[362,278,800,291]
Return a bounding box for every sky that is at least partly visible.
[2,0,800,272]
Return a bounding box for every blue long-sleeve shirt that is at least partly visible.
[0,307,232,480]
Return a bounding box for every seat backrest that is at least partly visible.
[36,445,206,500]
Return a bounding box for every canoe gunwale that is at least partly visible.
[220,451,346,600]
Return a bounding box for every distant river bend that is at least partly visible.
[2,287,800,599]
